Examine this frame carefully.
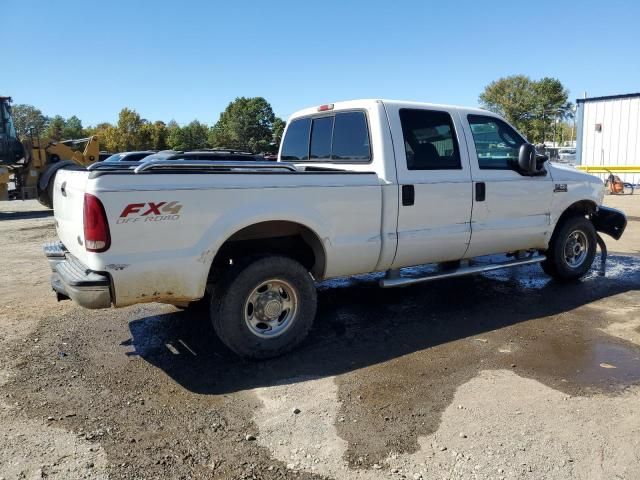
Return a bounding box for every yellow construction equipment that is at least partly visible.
[18,136,100,207]
[0,96,101,207]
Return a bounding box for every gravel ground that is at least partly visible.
[0,196,639,480]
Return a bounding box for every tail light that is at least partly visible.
[83,193,111,252]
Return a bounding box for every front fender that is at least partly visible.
[592,206,627,240]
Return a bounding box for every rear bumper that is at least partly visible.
[43,242,112,309]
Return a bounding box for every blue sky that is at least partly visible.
[5,0,640,126]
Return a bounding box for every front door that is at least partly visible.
[460,113,553,257]
[387,105,473,268]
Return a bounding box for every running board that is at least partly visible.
[380,255,546,288]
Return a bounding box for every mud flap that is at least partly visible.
[591,206,627,240]
[596,233,607,276]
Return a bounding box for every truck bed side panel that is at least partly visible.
[86,173,382,307]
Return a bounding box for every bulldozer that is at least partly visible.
[0,96,100,208]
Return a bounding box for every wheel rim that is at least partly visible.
[563,230,589,268]
[244,279,298,338]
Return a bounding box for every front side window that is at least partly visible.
[399,109,461,170]
[280,111,371,163]
[281,118,311,161]
[467,115,526,170]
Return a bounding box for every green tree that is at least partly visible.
[44,115,66,141]
[140,120,169,150]
[61,115,83,139]
[114,108,145,151]
[271,117,286,153]
[12,104,48,138]
[99,125,120,152]
[531,77,572,143]
[167,120,210,151]
[479,75,570,143]
[209,97,276,152]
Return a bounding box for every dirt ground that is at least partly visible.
[1,195,639,480]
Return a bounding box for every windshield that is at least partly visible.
[141,151,177,162]
[1,102,17,139]
[103,153,123,162]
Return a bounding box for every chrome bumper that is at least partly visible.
[44,242,112,309]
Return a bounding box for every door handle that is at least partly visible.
[402,185,415,206]
[475,182,486,202]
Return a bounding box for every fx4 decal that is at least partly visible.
[117,201,183,224]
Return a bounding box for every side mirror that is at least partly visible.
[518,143,536,173]
[518,143,548,175]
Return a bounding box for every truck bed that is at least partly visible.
[53,160,392,307]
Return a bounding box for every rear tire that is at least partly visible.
[210,256,317,359]
[541,215,596,281]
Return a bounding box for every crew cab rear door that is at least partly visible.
[385,105,473,268]
[460,113,553,257]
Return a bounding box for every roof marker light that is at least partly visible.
[317,104,334,112]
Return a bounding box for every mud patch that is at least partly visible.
[253,370,640,479]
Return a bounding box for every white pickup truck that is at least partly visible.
[44,99,627,358]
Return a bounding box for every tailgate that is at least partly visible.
[53,169,90,264]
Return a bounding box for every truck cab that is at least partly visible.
[280,100,612,270]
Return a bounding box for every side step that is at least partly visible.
[43,241,67,258]
[43,241,68,272]
[380,255,546,288]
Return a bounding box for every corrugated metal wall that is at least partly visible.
[577,95,640,184]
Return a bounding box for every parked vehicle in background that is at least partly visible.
[103,151,156,163]
[99,152,113,162]
[557,148,576,163]
[45,99,627,359]
[140,149,265,162]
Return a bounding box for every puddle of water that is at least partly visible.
[573,342,640,388]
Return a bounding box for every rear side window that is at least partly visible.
[467,115,526,170]
[399,109,461,170]
[281,118,311,161]
[332,112,370,161]
[280,111,371,163]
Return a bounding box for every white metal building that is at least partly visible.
[576,92,640,184]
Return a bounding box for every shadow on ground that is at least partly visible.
[0,210,53,220]
[126,255,640,396]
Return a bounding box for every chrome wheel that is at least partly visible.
[564,230,589,268]
[244,279,298,338]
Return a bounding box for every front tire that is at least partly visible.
[541,215,597,281]
[210,256,317,359]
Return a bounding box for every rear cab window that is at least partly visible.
[399,109,461,170]
[281,111,371,163]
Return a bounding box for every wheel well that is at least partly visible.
[208,221,326,282]
[552,200,598,239]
